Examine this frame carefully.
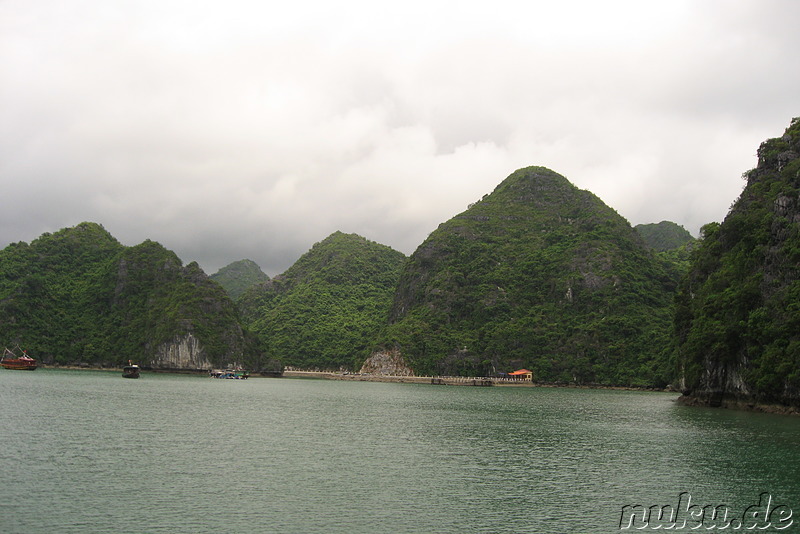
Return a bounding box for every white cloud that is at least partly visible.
[1,0,798,274]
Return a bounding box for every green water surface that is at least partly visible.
[1,369,798,533]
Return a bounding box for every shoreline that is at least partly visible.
[35,365,670,391]
[38,364,210,375]
[35,366,797,415]
[281,370,674,391]
[676,393,800,416]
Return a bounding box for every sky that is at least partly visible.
[2,0,799,276]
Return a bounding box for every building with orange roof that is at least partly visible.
[508,369,533,381]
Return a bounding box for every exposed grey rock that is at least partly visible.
[360,348,413,376]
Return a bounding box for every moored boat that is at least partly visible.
[122,361,140,379]
[210,369,249,379]
[1,346,38,370]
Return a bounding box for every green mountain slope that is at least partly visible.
[0,222,125,361]
[635,221,695,251]
[376,166,679,386]
[0,222,255,368]
[211,259,269,299]
[634,222,697,284]
[238,232,406,370]
[675,118,800,408]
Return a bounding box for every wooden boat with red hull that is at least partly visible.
[1,347,38,370]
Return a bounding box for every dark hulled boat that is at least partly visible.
[122,362,140,379]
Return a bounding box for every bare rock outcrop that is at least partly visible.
[360,348,414,376]
[150,333,212,370]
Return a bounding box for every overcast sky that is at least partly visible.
[2,0,798,276]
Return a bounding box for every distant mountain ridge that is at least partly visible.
[211,259,269,300]
[635,221,695,251]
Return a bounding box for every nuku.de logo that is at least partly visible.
[619,492,793,530]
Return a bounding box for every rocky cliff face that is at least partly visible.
[360,348,413,376]
[676,118,800,409]
[150,334,213,370]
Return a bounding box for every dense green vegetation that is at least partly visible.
[237,232,406,370]
[635,222,696,281]
[211,259,269,300]
[0,222,124,363]
[635,221,695,252]
[0,222,255,368]
[675,118,800,406]
[376,167,679,386]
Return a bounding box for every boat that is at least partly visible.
[122,361,140,379]
[209,369,249,379]
[1,346,38,370]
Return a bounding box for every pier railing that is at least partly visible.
[282,370,535,386]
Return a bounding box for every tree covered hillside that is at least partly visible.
[635,221,696,281]
[211,259,269,300]
[0,222,255,368]
[238,232,406,370]
[635,221,695,252]
[0,222,124,362]
[675,118,800,407]
[376,167,679,386]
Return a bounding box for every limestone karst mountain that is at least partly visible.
[0,222,255,369]
[237,231,406,370]
[371,166,679,386]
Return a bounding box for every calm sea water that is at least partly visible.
[2,369,799,533]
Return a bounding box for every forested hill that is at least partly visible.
[0,222,255,369]
[635,221,696,280]
[237,231,407,370]
[373,166,679,386]
[635,221,695,251]
[676,118,800,409]
[211,259,269,299]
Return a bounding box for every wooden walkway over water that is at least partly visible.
[282,370,535,387]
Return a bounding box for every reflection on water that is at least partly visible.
[1,369,798,533]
